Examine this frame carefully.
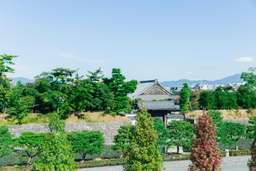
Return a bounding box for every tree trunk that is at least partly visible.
[177,146,180,154]
[82,153,86,163]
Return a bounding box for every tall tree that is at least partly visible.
[124,110,163,171]
[0,54,16,112]
[190,114,221,171]
[238,68,256,109]
[167,120,194,154]
[190,90,201,110]
[199,90,216,110]
[180,83,191,113]
[247,116,256,169]
[214,87,238,109]
[8,82,35,124]
[33,68,76,117]
[33,112,76,170]
[104,68,137,114]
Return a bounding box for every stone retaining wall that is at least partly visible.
[8,121,128,145]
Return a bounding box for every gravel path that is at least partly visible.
[79,156,250,171]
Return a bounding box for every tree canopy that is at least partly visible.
[68,131,104,162]
[124,110,163,171]
[180,83,191,113]
[190,114,221,171]
[167,120,194,153]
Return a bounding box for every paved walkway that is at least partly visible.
[79,156,250,171]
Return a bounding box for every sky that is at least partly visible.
[0,0,255,81]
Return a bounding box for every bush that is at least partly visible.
[77,158,124,168]
[0,126,13,158]
[68,131,104,162]
[15,132,45,165]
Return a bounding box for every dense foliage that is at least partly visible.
[196,69,256,110]
[33,112,76,170]
[190,114,221,171]
[68,131,104,162]
[124,110,163,171]
[114,120,168,156]
[180,83,191,113]
[0,53,137,122]
[218,122,246,149]
[0,126,13,158]
[0,54,16,112]
[16,132,45,165]
[208,110,246,149]
[167,120,194,153]
[248,116,256,166]
[113,125,135,153]
[153,118,169,153]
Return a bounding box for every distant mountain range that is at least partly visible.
[10,74,243,88]
[162,74,242,88]
[11,77,33,85]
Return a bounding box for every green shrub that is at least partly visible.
[68,131,104,162]
[15,132,45,165]
[0,126,13,158]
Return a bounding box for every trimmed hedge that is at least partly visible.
[77,158,124,168]
[0,149,251,169]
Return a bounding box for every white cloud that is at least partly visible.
[235,57,254,63]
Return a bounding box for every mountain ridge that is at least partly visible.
[161,74,242,88]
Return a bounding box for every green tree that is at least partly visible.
[16,132,45,165]
[167,120,194,153]
[0,54,16,112]
[68,131,104,162]
[190,114,221,171]
[199,90,216,110]
[247,116,256,167]
[180,83,191,113]
[237,85,256,108]
[33,112,75,170]
[70,69,114,114]
[153,118,168,153]
[218,122,246,149]
[104,68,137,114]
[113,125,135,153]
[214,86,238,109]
[48,112,65,133]
[190,90,201,110]
[238,68,256,108]
[70,79,93,115]
[124,110,163,171]
[33,68,76,118]
[0,126,13,158]
[8,83,35,124]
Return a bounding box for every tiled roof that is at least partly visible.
[129,79,173,100]
[138,100,180,111]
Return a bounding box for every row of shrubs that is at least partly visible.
[0,149,251,170]
[0,125,107,166]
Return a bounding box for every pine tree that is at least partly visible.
[124,110,163,171]
[180,83,191,113]
[189,114,221,171]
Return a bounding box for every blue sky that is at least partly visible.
[0,0,255,81]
